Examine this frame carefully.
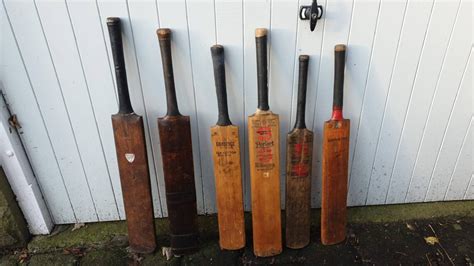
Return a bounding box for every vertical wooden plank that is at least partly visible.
[445,120,473,201]
[156,0,204,214]
[127,0,167,217]
[268,0,299,208]
[186,0,216,213]
[343,0,381,181]
[35,0,119,221]
[425,51,472,201]
[97,0,163,217]
[1,5,76,223]
[366,0,436,205]
[405,0,472,202]
[386,0,463,204]
[310,0,354,207]
[346,0,407,206]
[242,0,271,211]
[4,0,98,222]
[214,0,245,213]
[66,0,124,219]
[290,0,327,208]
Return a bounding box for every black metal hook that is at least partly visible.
[299,0,323,32]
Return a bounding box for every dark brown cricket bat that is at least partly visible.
[321,44,350,245]
[285,55,313,249]
[210,45,245,250]
[156,28,199,255]
[248,28,282,257]
[107,17,156,254]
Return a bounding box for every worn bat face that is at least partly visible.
[321,119,350,245]
[248,110,282,257]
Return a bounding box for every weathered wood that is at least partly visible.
[321,119,350,245]
[285,128,313,249]
[248,110,282,257]
[158,115,199,254]
[211,125,245,250]
[112,114,156,253]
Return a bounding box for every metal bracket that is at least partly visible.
[299,0,323,32]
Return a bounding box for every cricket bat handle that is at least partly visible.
[106,17,133,114]
[210,45,232,126]
[332,44,346,121]
[157,28,180,116]
[256,28,269,111]
[295,55,309,129]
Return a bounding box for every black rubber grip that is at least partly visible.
[256,29,269,111]
[210,45,232,126]
[294,55,309,129]
[157,28,181,116]
[333,44,346,110]
[107,17,134,114]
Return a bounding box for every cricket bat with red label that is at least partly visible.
[210,44,245,250]
[285,55,313,249]
[321,44,350,245]
[248,28,282,257]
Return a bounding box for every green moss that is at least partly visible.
[80,249,128,266]
[28,253,77,266]
[0,253,20,266]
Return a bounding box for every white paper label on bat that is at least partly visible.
[125,153,135,163]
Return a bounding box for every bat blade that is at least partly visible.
[248,110,282,257]
[158,115,199,255]
[112,114,156,253]
[211,125,245,250]
[321,119,350,245]
[285,128,313,249]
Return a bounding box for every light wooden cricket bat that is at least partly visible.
[285,55,313,249]
[248,28,282,257]
[210,45,245,250]
[321,44,350,245]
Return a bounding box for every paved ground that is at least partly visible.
[1,202,473,265]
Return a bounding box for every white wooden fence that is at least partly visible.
[1,0,472,226]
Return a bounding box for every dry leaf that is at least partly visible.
[406,223,415,231]
[71,223,85,231]
[424,236,439,245]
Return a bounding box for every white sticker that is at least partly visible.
[125,153,135,163]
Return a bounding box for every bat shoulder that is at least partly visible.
[158,114,190,122]
[112,113,142,122]
[249,109,279,118]
[288,127,314,137]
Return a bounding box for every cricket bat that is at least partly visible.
[210,45,245,250]
[248,28,282,257]
[107,17,156,254]
[156,28,199,255]
[285,55,313,249]
[321,44,350,245]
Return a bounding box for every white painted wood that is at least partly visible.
[96,0,163,217]
[127,0,167,217]
[186,0,216,213]
[445,120,473,201]
[3,0,473,223]
[4,0,97,222]
[66,0,125,219]
[425,50,472,201]
[343,0,381,190]
[464,174,474,200]
[268,0,300,208]
[386,0,463,204]
[347,0,407,206]
[155,0,204,214]
[366,0,436,205]
[405,0,472,203]
[310,0,354,207]
[0,91,53,234]
[35,0,119,221]
[1,4,76,224]
[291,0,327,207]
[242,0,271,211]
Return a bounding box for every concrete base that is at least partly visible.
[0,167,29,250]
